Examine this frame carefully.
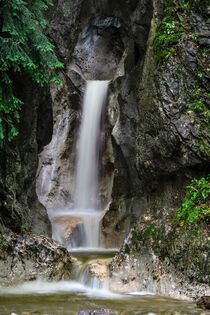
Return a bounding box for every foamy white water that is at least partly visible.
[75,80,109,210]
[0,279,153,299]
[0,280,124,299]
[69,80,109,248]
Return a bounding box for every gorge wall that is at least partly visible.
[0,0,209,295]
[0,77,52,236]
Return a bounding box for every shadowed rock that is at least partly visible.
[197,296,210,310]
[70,17,128,80]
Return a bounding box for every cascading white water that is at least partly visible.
[71,80,109,249]
[75,80,109,210]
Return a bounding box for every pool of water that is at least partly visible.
[0,285,205,315]
[0,251,206,315]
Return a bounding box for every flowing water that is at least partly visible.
[0,281,204,315]
[49,80,109,249]
[75,80,109,211]
[0,81,206,314]
[0,251,204,314]
[72,80,109,248]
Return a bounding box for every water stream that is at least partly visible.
[50,80,109,250]
[72,80,108,249]
[0,81,205,314]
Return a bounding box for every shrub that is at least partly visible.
[0,0,64,147]
[175,176,210,226]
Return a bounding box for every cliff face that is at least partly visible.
[102,0,210,247]
[36,0,154,243]
[107,0,210,299]
[0,0,209,294]
[0,77,52,236]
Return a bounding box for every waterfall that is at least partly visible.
[75,80,109,210]
[69,80,109,249]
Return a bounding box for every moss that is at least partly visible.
[129,177,209,283]
[124,244,131,254]
[154,0,210,67]
[184,81,210,155]
[130,212,208,283]
[153,1,186,66]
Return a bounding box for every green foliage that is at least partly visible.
[181,0,209,18]
[154,16,184,65]
[175,176,210,226]
[154,0,209,66]
[188,88,210,124]
[63,1,70,17]
[0,0,64,147]
[153,0,192,65]
[124,244,130,255]
[197,71,204,78]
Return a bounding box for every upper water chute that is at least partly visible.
[74,80,109,212]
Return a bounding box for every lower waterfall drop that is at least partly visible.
[68,80,109,249]
[67,80,113,292]
[45,80,119,293]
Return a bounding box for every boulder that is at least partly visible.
[0,233,73,286]
[197,296,210,310]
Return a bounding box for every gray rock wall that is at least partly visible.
[36,0,153,246]
[0,77,52,236]
[37,0,209,250]
[102,0,209,246]
[108,0,210,300]
[1,0,208,256]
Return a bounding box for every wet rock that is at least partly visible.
[197,296,210,310]
[51,216,83,246]
[102,0,209,249]
[88,259,110,281]
[0,233,73,286]
[71,17,128,80]
[78,309,117,315]
[110,205,210,300]
[36,72,80,213]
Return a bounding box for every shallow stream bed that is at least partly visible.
[0,285,207,315]
[0,250,207,315]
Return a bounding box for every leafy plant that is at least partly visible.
[0,0,64,147]
[124,244,130,254]
[192,32,198,41]
[175,176,210,226]
[192,102,204,112]
[202,52,208,58]
[197,71,204,78]
[154,16,184,65]
[188,88,209,122]
[63,1,70,17]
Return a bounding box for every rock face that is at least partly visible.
[110,206,210,300]
[0,0,209,296]
[0,233,73,286]
[108,0,209,300]
[0,77,52,236]
[36,0,153,243]
[36,72,81,213]
[101,0,210,247]
[71,17,128,80]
